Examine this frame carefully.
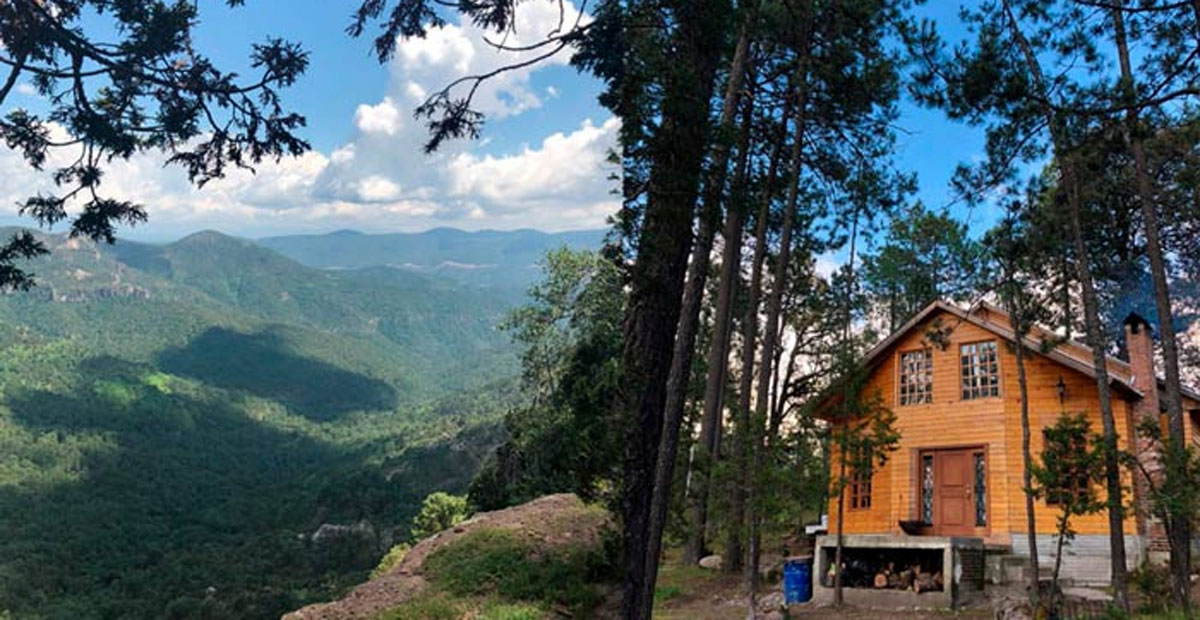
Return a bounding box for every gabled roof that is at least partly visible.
[859,300,1200,402]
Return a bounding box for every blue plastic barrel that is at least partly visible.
[783,556,813,604]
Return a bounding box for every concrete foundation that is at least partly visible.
[1007,534,1144,586]
[812,535,984,609]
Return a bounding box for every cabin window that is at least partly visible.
[850,466,872,510]
[960,341,1000,399]
[1043,429,1093,505]
[899,348,933,406]
[974,451,987,526]
[921,454,934,524]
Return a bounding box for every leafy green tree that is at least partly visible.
[411,493,470,541]
[862,202,982,332]
[468,248,625,511]
[1032,413,1107,615]
[984,203,1052,613]
[826,349,900,608]
[0,0,309,288]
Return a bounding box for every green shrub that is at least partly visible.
[411,492,470,540]
[371,544,411,579]
[423,528,610,613]
[1130,563,1172,614]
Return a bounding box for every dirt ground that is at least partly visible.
[651,559,991,620]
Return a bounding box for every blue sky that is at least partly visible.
[0,1,995,241]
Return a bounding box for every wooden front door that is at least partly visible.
[921,448,985,536]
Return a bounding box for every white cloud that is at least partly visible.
[814,253,840,279]
[354,98,402,135]
[448,117,619,209]
[0,1,617,238]
[15,83,38,97]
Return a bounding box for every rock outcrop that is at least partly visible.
[282,493,610,620]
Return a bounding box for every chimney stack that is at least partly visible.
[1125,312,1160,408]
[1124,311,1168,559]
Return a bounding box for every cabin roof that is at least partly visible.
[858,300,1200,404]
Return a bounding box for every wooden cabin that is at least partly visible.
[820,300,1200,584]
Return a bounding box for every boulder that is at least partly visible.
[698,554,723,570]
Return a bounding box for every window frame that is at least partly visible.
[849,466,873,511]
[1042,429,1095,506]
[898,347,934,406]
[959,339,1001,400]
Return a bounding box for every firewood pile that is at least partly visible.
[871,562,944,593]
[824,553,945,593]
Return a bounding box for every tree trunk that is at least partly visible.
[617,2,729,618]
[1007,289,1041,610]
[1051,509,1072,616]
[641,9,755,602]
[834,434,848,607]
[683,87,756,567]
[747,60,811,597]
[1000,2,1129,609]
[725,107,788,576]
[1110,5,1191,612]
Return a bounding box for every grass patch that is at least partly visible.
[375,591,462,620]
[420,527,615,615]
[371,543,410,579]
[375,591,547,620]
[654,584,684,603]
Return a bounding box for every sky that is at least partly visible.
[0,1,990,242]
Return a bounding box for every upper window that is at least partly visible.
[850,467,872,510]
[899,348,933,406]
[960,341,1000,399]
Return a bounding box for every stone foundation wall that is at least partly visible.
[1007,534,1144,586]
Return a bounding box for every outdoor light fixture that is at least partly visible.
[1056,376,1067,405]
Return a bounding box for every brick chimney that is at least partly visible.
[1124,312,1168,559]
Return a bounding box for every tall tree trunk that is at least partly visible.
[618,2,729,618]
[641,9,755,604]
[743,5,817,593]
[1000,2,1129,608]
[833,203,862,609]
[725,121,787,575]
[683,90,756,567]
[748,60,811,598]
[1111,5,1191,612]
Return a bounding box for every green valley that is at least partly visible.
[0,229,538,619]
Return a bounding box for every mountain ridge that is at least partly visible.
[257,227,608,291]
[0,226,524,619]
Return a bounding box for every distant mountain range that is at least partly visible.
[258,227,608,291]
[0,227,564,618]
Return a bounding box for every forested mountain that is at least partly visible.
[0,229,521,619]
[258,228,607,291]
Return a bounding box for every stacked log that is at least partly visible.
[871,562,943,593]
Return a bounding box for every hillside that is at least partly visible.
[0,230,522,619]
[258,228,607,292]
[285,494,616,620]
